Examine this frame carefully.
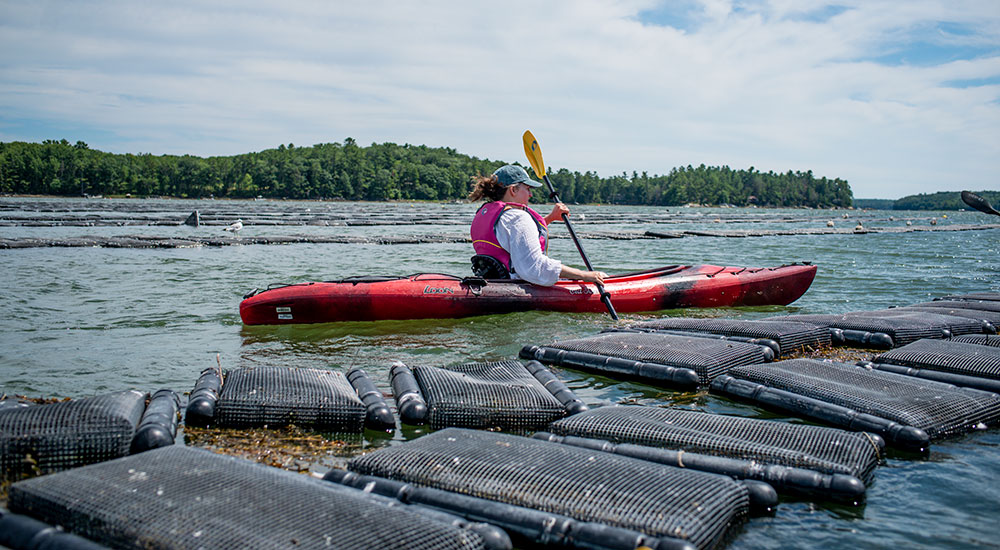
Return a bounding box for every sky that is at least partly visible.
[1,1,998,199]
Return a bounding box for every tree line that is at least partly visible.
[0,138,853,207]
[890,191,1000,211]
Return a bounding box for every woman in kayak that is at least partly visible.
[469,165,607,286]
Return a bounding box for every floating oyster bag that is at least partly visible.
[406,360,579,431]
[8,445,491,550]
[0,390,146,479]
[349,428,750,550]
[547,405,880,482]
[712,358,1000,449]
[765,310,985,348]
[627,318,831,357]
[951,334,1000,348]
[214,367,365,431]
[524,331,769,385]
[875,339,1000,381]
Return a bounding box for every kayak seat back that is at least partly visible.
[470,254,510,279]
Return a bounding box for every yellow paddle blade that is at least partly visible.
[522,130,546,178]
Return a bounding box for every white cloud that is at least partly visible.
[0,0,998,198]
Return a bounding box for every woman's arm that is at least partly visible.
[542,204,606,283]
[560,265,607,284]
[495,210,562,286]
[496,210,607,286]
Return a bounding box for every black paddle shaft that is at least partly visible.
[542,174,619,320]
[961,191,1000,216]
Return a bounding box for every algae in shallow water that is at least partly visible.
[183,424,367,473]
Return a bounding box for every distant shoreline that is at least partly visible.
[2,193,870,210]
[4,192,995,211]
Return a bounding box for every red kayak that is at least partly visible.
[239,264,816,325]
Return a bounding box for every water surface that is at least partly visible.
[2,197,998,549]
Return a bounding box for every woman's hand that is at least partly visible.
[580,271,607,285]
[544,203,570,225]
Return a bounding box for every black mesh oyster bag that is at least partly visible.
[409,360,577,431]
[764,310,985,348]
[547,405,880,483]
[1,390,146,480]
[524,331,768,385]
[875,339,1000,381]
[627,318,830,357]
[8,445,492,550]
[951,334,1000,348]
[215,366,365,431]
[349,428,750,550]
[712,359,1000,449]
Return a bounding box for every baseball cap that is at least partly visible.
[493,165,542,188]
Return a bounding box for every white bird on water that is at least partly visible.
[224,219,243,235]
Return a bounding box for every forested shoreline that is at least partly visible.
[890,191,1000,211]
[3,138,855,207]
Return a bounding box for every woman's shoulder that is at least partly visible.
[499,205,533,220]
[496,206,535,231]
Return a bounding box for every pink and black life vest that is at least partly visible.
[470,201,548,275]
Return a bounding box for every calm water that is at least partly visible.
[2,197,999,549]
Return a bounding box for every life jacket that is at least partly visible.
[470,201,548,275]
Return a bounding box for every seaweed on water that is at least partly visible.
[1,393,71,404]
[183,424,362,472]
[787,345,876,363]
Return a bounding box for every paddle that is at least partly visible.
[961,191,1000,216]
[522,130,619,321]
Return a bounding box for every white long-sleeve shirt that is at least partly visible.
[494,208,563,286]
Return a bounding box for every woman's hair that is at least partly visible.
[468,174,507,202]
